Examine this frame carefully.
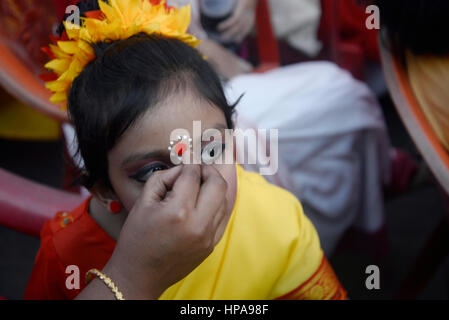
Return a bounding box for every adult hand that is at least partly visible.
[197,39,253,80]
[218,0,258,43]
[78,164,229,300]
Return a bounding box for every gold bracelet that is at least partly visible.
[86,268,125,300]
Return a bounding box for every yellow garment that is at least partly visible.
[159,165,342,300]
[406,52,449,151]
[0,87,60,141]
[24,164,346,300]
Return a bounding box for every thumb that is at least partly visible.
[217,14,238,31]
[141,165,183,204]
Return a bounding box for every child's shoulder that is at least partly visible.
[227,166,323,298]
[236,165,303,214]
[235,166,311,240]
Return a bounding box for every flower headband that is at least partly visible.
[41,0,200,109]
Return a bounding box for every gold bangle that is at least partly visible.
[86,268,125,300]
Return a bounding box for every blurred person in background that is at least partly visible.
[162,0,393,256]
[0,0,61,148]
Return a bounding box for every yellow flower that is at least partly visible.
[43,0,200,109]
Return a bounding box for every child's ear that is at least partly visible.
[89,180,119,208]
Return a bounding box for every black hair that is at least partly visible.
[65,1,236,189]
[371,0,449,56]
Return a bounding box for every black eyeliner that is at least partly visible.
[129,162,170,183]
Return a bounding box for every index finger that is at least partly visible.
[140,165,183,204]
[167,164,202,208]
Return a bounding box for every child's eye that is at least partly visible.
[201,142,225,164]
[130,163,169,183]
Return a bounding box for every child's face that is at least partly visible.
[106,90,237,216]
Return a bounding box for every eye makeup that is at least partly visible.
[128,142,226,183]
[125,127,228,184]
[129,161,170,183]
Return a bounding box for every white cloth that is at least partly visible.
[225,62,391,255]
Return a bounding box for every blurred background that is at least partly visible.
[0,0,448,300]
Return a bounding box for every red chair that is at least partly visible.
[379,36,449,300]
[0,0,68,122]
[0,37,68,122]
[253,0,280,73]
[0,168,87,237]
[0,0,88,238]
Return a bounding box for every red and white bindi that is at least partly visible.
[168,135,193,161]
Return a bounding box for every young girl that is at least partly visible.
[25,0,346,300]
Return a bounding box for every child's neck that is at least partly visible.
[88,197,129,241]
